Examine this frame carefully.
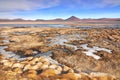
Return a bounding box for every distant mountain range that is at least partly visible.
[35,18,64,22]
[0,16,120,22]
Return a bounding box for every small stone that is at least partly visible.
[39,69,56,77]
[40,64,49,70]
[12,67,22,73]
[61,73,78,80]
[6,70,17,78]
[62,65,70,72]
[56,66,62,74]
[26,57,33,61]
[67,68,74,73]
[22,69,37,78]
[36,62,42,67]
[9,58,16,61]
[0,54,5,59]
[0,59,9,63]
[43,61,50,65]
[24,49,33,55]
[80,73,91,80]
[23,64,31,71]
[12,63,24,68]
[20,60,29,64]
[29,58,39,65]
[3,61,14,67]
[32,57,39,62]
[90,73,116,80]
[39,57,47,63]
[49,64,57,69]
[30,64,39,70]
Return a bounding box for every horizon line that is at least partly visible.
[0,16,120,20]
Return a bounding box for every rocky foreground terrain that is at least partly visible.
[0,27,120,80]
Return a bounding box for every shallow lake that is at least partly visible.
[0,24,120,28]
[0,24,70,28]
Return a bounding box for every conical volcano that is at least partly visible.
[65,16,80,21]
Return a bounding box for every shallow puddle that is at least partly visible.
[80,44,112,59]
[49,34,112,60]
[0,35,60,64]
[49,34,86,50]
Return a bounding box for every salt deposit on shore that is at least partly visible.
[49,34,112,60]
[0,35,61,66]
[80,44,112,59]
[49,34,85,50]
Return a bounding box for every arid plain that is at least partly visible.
[0,20,120,80]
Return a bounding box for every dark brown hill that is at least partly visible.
[65,16,80,21]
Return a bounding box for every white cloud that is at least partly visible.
[0,0,119,19]
[0,0,119,12]
[70,0,120,9]
[0,0,60,11]
[0,12,19,19]
[103,0,120,6]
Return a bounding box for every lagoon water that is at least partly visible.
[0,24,70,28]
[0,24,120,28]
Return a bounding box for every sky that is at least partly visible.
[0,0,120,19]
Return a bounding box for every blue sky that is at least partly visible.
[0,0,120,19]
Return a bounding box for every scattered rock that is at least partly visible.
[12,63,24,68]
[12,67,22,74]
[40,64,49,70]
[24,49,34,56]
[22,69,37,78]
[39,69,56,77]
[61,73,79,80]
[90,72,116,80]
[62,65,70,72]
[49,64,57,69]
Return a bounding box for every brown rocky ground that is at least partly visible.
[0,55,117,80]
[0,27,119,80]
